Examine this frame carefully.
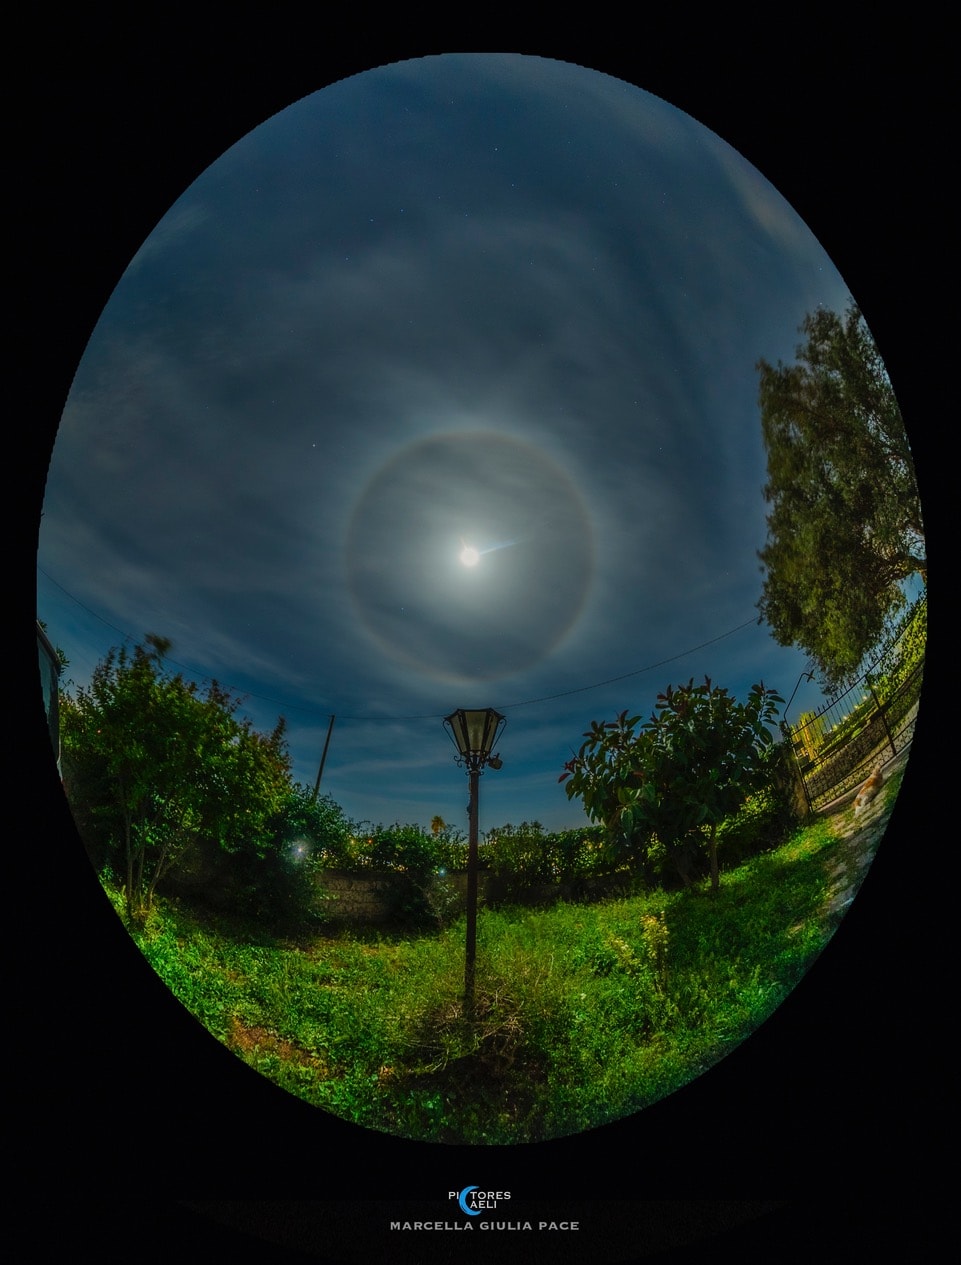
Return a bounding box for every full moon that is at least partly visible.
[346,432,593,682]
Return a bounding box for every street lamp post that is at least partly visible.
[444,707,505,1018]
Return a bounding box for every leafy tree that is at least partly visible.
[225,785,353,929]
[271,786,353,863]
[560,678,784,892]
[60,635,291,920]
[756,303,926,689]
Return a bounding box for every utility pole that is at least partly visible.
[312,715,336,800]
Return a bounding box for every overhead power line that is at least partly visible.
[492,617,759,712]
[37,564,761,724]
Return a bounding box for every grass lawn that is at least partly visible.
[111,810,852,1144]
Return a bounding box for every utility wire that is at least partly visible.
[492,617,759,712]
[38,564,761,724]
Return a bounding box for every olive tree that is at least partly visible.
[756,303,925,689]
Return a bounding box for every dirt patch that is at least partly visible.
[226,1014,329,1074]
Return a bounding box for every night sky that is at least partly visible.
[37,52,878,834]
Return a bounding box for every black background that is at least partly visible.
[16,13,946,1262]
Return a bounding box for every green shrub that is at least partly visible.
[484,822,555,899]
[345,823,456,929]
[363,823,442,873]
[552,827,609,882]
[715,780,797,869]
[180,786,350,932]
[483,822,612,903]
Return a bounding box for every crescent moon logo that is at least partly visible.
[458,1186,480,1216]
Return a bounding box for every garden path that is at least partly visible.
[815,742,912,932]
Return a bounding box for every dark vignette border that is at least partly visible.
[15,15,946,1264]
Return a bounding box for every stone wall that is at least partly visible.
[314,869,408,924]
[315,868,634,924]
[315,868,489,924]
[167,857,637,925]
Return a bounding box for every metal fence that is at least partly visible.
[785,595,925,812]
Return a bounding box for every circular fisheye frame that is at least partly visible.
[39,50,925,1163]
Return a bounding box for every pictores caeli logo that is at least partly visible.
[450,1187,511,1216]
[391,1187,579,1233]
[458,1187,480,1216]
